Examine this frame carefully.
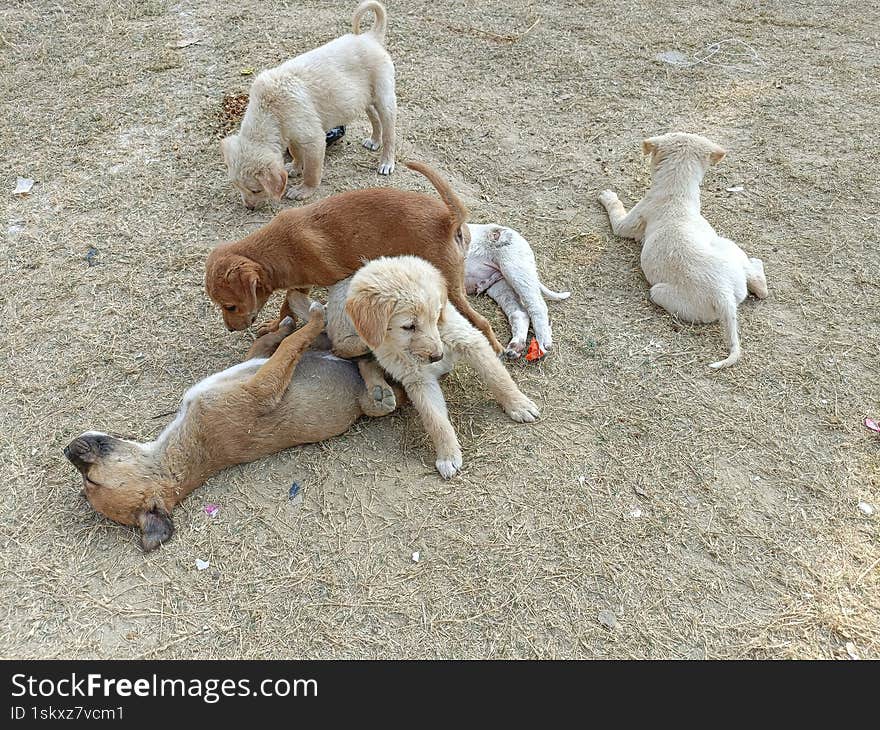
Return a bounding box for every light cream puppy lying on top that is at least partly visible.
[598,132,768,369]
[329,256,540,479]
[221,1,396,207]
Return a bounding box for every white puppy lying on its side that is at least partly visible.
[598,132,768,369]
[325,256,540,479]
[465,224,570,358]
[221,1,396,207]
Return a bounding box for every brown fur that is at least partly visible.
[204,160,502,353]
[64,309,403,551]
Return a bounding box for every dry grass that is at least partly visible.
[1,0,878,659]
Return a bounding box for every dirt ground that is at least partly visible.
[1,0,878,659]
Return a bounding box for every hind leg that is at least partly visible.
[747,257,768,299]
[648,283,700,322]
[485,280,530,358]
[363,105,382,151]
[372,67,396,174]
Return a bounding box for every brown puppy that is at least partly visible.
[63,305,400,552]
[204,161,504,354]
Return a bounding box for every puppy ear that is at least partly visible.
[137,505,174,552]
[346,290,395,349]
[258,162,288,200]
[642,137,662,156]
[220,135,237,165]
[238,260,265,311]
[708,145,727,165]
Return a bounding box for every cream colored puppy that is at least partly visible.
[598,132,768,369]
[221,1,396,207]
[337,256,540,479]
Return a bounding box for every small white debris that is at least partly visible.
[598,609,618,629]
[656,50,689,65]
[195,558,210,571]
[726,185,745,193]
[858,501,875,516]
[13,177,35,195]
[411,551,420,563]
[845,642,859,660]
[628,507,643,518]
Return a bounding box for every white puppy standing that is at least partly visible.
[221,1,396,207]
[332,256,540,479]
[465,223,570,357]
[598,132,768,369]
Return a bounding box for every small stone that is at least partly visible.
[195,559,210,571]
[858,501,874,516]
[412,551,420,563]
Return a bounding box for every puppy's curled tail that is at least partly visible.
[403,160,468,231]
[352,1,387,44]
[708,296,742,370]
[539,281,571,302]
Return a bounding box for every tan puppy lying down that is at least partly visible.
[598,132,768,369]
[63,306,400,552]
[205,160,504,354]
[221,0,396,206]
[327,255,540,479]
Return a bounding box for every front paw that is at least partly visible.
[598,189,619,207]
[286,185,317,201]
[504,397,540,423]
[435,449,463,479]
[377,160,395,175]
[255,318,282,337]
[362,138,380,151]
[506,338,527,359]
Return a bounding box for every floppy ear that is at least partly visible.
[708,145,727,165]
[220,135,237,166]
[346,289,395,349]
[258,162,288,200]
[138,506,174,552]
[237,260,265,311]
[642,137,662,156]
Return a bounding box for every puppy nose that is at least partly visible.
[245,203,256,211]
[227,325,235,332]
[250,315,256,324]
[429,352,444,363]
[64,437,100,473]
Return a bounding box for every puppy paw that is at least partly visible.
[506,339,527,359]
[278,316,296,336]
[307,301,325,324]
[361,385,397,417]
[504,397,540,423]
[362,138,380,151]
[377,160,395,175]
[284,162,302,176]
[255,318,282,337]
[286,185,317,201]
[435,450,463,479]
[598,189,619,207]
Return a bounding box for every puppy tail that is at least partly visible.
[539,281,571,302]
[403,160,468,230]
[352,1,387,44]
[708,296,742,370]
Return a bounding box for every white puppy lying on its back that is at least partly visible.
[465,224,570,358]
[598,132,768,369]
[221,1,396,207]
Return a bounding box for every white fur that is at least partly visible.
[598,132,768,369]
[465,223,570,357]
[221,1,396,206]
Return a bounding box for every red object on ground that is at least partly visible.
[525,338,545,362]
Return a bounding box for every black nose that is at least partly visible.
[227,326,235,332]
[246,204,256,211]
[64,435,112,473]
[429,353,443,363]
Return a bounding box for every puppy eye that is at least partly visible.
[248,187,261,194]
[224,305,237,312]
[402,323,416,331]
